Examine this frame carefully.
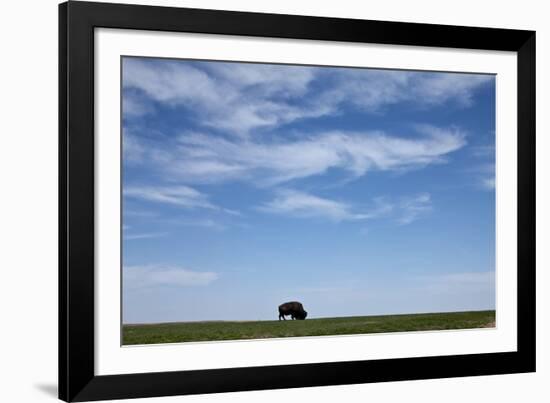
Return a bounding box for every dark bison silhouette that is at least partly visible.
[278,301,307,320]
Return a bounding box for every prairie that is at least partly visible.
[123,310,496,345]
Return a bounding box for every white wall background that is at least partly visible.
[0,0,546,402]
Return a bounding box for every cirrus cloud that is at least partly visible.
[123,57,492,136]
[144,125,467,186]
[124,265,219,289]
[124,185,217,209]
[258,189,393,222]
[397,193,433,225]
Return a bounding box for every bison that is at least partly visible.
[278,301,308,320]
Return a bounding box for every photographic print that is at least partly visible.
[60,4,535,399]
[121,57,496,345]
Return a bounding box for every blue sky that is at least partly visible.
[121,57,495,324]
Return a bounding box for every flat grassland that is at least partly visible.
[122,310,495,345]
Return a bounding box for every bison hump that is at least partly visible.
[279,301,304,310]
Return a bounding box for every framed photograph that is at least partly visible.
[59,1,535,401]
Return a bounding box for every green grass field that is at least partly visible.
[122,310,495,345]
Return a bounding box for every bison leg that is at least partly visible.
[279,313,285,320]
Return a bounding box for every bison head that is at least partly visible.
[296,311,308,320]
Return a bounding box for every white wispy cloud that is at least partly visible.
[125,232,168,240]
[205,62,317,97]
[469,140,495,191]
[186,219,226,231]
[480,163,495,191]
[123,95,153,117]
[259,189,432,225]
[466,162,495,191]
[471,144,495,158]
[123,58,492,136]
[258,189,391,222]
[123,59,324,136]
[124,265,219,289]
[173,218,227,231]
[151,125,466,186]
[397,193,433,225]
[121,59,487,230]
[482,177,495,190]
[124,185,217,210]
[323,69,493,113]
[410,73,493,107]
[123,209,159,218]
[123,131,147,164]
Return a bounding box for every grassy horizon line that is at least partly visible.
[123,310,496,345]
[123,309,495,326]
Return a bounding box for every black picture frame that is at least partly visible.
[59,1,536,401]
